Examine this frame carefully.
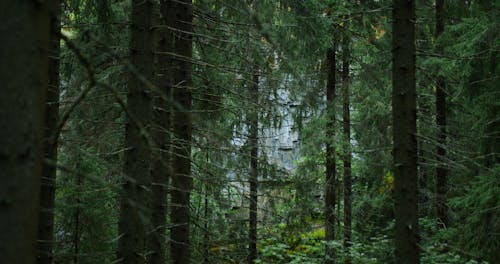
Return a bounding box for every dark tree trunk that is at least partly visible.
[248,66,259,264]
[37,1,61,263]
[392,0,420,263]
[117,0,155,263]
[435,0,449,228]
[336,181,341,233]
[147,1,174,263]
[0,1,50,262]
[342,27,352,264]
[73,171,82,264]
[96,0,111,34]
[170,1,193,263]
[204,184,210,264]
[325,45,337,264]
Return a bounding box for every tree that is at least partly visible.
[117,0,155,262]
[0,0,50,262]
[392,0,419,263]
[37,1,61,262]
[325,43,337,264]
[147,1,174,264]
[342,19,352,264]
[170,0,194,263]
[248,65,259,264]
[435,0,448,228]
[3,1,499,263]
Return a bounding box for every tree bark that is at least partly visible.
[170,1,193,263]
[325,45,337,264]
[248,66,259,264]
[204,184,210,264]
[37,1,61,263]
[435,0,449,228]
[117,0,155,263]
[147,1,174,263]
[0,1,50,262]
[342,26,352,264]
[392,0,420,263]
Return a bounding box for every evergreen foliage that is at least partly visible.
[0,0,498,263]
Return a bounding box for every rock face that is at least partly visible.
[225,88,301,224]
[262,88,300,174]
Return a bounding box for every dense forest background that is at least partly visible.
[1,0,498,263]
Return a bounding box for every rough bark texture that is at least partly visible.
[0,0,49,262]
[248,67,259,264]
[147,1,174,263]
[325,45,337,264]
[342,29,352,264]
[170,1,193,263]
[392,0,420,263]
[117,0,155,263]
[435,0,449,228]
[37,1,61,263]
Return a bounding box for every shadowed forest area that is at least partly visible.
[0,0,499,263]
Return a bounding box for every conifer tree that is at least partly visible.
[392,0,419,263]
[0,0,50,262]
[117,0,155,262]
[325,43,337,264]
[37,1,61,262]
[342,19,352,264]
[248,65,259,264]
[435,0,449,228]
[147,1,175,263]
[170,1,194,263]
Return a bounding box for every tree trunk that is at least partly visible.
[204,184,210,264]
[117,0,155,263]
[392,0,420,263]
[96,0,111,34]
[248,66,259,264]
[147,1,174,263]
[37,1,61,263]
[342,26,352,264]
[0,1,50,262]
[435,0,449,228]
[73,170,82,264]
[325,45,337,264]
[170,1,193,263]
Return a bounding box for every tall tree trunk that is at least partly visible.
[117,0,155,263]
[342,26,352,264]
[435,0,449,228]
[392,0,419,263]
[248,66,259,264]
[325,44,337,264]
[0,1,50,262]
[37,1,61,263]
[203,184,210,264]
[170,1,193,263]
[147,1,174,263]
